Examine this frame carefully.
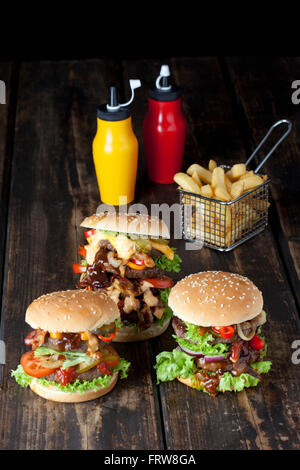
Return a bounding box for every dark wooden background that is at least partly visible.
[0,57,299,450]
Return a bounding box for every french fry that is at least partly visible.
[230,180,245,199]
[175,159,269,249]
[248,199,270,211]
[203,222,229,248]
[200,184,213,198]
[239,204,259,223]
[212,167,231,202]
[224,174,232,192]
[242,174,264,191]
[182,193,192,204]
[186,164,212,184]
[174,172,201,194]
[191,170,202,188]
[208,159,217,171]
[226,163,247,181]
[239,170,254,180]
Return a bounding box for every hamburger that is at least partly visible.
[155,271,272,396]
[11,289,130,402]
[73,212,182,342]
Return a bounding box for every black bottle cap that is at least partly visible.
[148,65,182,101]
[148,85,181,102]
[97,105,130,121]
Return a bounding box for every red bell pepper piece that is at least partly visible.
[212,325,234,339]
[250,334,265,350]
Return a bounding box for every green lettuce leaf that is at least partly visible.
[218,372,260,392]
[155,288,173,327]
[11,357,131,393]
[11,365,33,387]
[173,321,229,357]
[154,347,269,394]
[154,348,195,383]
[155,308,173,327]
[154,248,182,273]
[251,360,272,374]
[34,346,95,370]
[115,317,137,329]
[112,357,131,379]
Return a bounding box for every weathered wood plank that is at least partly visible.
[127,56,300,450]
[0,61,19,389]
[224,56,300,311]
[0,59,164,450]
[1,56,299,451]
[0,61,17,307]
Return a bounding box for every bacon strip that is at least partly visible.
[24,329,48,350]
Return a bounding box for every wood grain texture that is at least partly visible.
[0,62,17,314]
[225,56,300,311]
[131,57,300,450]
[0,59,163,450]
[0,57,299,451]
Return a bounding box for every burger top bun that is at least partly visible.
[25,289,120,332]
[168,271,263,327]
[80,212,170,239]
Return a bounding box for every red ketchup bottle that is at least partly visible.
[143,65,186,184]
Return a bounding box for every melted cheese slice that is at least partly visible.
[110,234,135,261]
[85,231,108,265]
[85,231,136,265]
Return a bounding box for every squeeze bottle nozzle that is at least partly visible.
[106,79,141,111]
[155,65,171,91]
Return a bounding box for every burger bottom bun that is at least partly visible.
[29,372,118,403]
[177,376,203,391]
[112,318,171,343]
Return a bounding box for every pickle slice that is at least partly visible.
[76,357,101,374]
[150,238,169,245]
[134,238,152,253]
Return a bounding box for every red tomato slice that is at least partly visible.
[142,277,174,289]
[20,351,57,378]
[101,355,120,368]
[73,263,87,273]
[100,344,120,369]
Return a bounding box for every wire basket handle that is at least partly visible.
[245,119,292,174]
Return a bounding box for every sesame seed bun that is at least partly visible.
[29,372,118,403]
[168,271,263,327]
[25,290,120,332]
[80,212,170,239]
[112,317,171,342]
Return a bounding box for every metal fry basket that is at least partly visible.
[179,119,292,251]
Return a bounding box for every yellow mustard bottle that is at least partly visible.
[93,80,141,206]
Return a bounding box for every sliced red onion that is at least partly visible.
[178,345,203,358]
[204,355,226,362]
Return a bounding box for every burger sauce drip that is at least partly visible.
[78,248,112,290]
[54,333,82,351]
[195,341,262,396]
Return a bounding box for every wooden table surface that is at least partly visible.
[0,56,299,450]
